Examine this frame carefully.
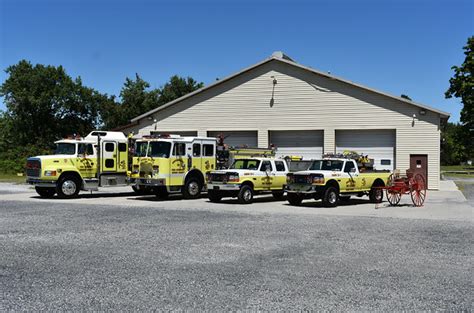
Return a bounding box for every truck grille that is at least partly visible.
[209,173,227,182]
[294,174,311,184]
[26,159,41,177]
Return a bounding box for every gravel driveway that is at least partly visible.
[0,185,472,310]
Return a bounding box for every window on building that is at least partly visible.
[381,159,391,166]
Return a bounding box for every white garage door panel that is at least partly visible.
[270,130,324,160]
[208,131,258,147]
[336,130,395,171]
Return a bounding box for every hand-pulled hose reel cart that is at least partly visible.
[383,169,427,207]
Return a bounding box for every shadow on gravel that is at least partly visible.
[30,191,137,200]
[131,194,208,202]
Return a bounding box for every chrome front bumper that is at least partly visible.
[27,178,57,187]
[207,183,240,191]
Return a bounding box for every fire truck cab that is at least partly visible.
[134,134,217,199]
[26,131,129,198]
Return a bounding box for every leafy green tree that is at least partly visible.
[441,122,469,165]
[0,60,113,172]
[445,36,474,160]
[158,75,204,105]
[109,74,204,129]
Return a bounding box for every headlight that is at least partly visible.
[286,174,294,183]
[227,173,239,182]
[44,170,57,176]
[312,175,325,184]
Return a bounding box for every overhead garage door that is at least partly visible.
[336,129,395,171]
[208,131,258,147]
[270,130,324,160]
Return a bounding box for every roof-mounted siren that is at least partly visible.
[271,51,295,62]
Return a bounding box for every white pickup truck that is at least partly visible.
[206,157,290,204]
[286,158,391,207]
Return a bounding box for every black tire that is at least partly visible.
[132,185,145,195]
[155,187,169,200]
[35,187,56,198]
[340,195,351,202]
[56,175,81,199]
[369,185,384,203]
[238,185,254,204]
[208,190,222,202]
[322,186,339,207]
[182,177,202,199]
[272,191,285,201]
[287,193,303,206]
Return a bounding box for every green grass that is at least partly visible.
[441,165,474,171]
[0,173,28,184]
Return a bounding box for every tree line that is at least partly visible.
[0,36,472,173]
[0,60,203,173]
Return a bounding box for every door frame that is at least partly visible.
[410,154,428,187]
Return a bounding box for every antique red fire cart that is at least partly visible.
[383,169,427,207]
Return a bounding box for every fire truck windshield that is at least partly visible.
[134,141,148,157]
[54,143,76,155]
[148,141,171,158]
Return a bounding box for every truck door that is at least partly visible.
[102,141,117,172]
[273,160,288,189]
[77,143,95,178]
[342,160,358,191]
[259,160,274,190]
[191,141,202,170]
[169,142,187,186]
[117,142,128,173]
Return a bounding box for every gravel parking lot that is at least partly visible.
[1,183,472,311]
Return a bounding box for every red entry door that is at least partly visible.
[410,154,428,187]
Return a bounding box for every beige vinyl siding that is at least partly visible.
[130,60,441,189]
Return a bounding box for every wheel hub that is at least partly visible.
[188,181,199,196]
[243,190,252,201]
[329,192,337,203]
[62,180,77,196]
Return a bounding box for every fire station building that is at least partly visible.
[121,52,449,189]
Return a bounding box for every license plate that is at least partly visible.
[146,179,152,184]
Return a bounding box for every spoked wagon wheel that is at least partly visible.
[386,190,401,206]
[386,174,401,206]
[410,173,426,207]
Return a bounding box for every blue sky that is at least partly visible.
[1,0,472,122]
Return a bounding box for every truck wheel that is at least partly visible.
[287,193,303,205]
[35,187,56,198]
[369,186,384,203]
[56,175,80,199]
[238,185,254,204]
[182,177,202,199]
[155,187,169,200]
[132,185,145,195]
[208,190,222,202]
[272,191,285,200]
[322,187,339,207]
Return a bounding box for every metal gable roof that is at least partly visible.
[131,53,450,122]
